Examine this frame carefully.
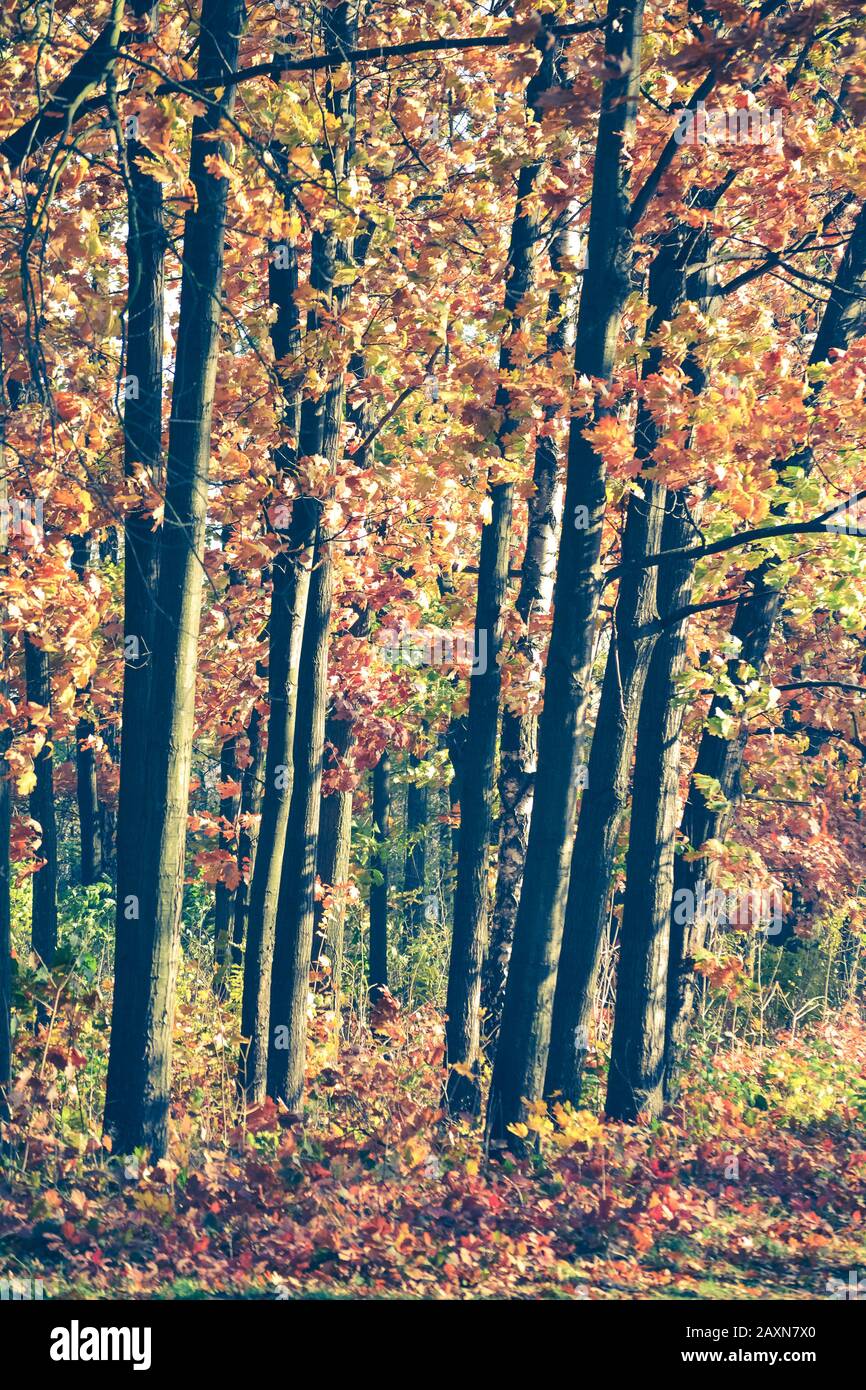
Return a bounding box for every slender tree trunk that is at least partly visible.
[404,755,427,937]
[445,36,558,1111]
[214,733,240,980]
[266,535,334,1107]
[542,479,665,1105]
[241,1,357,1102]
[103,18,165,1142]
[261,2,358,1107]
[71,536,103,885]
[483,227,573,1044]
[238,234,306,1095]
[370,750,391,990]
[75,717,102,885]
[446,716,466,876]
[24,639,57,968]
[232,706,264,966]
[543,223,706,1106]
[109,0,245,1158]
[488,0,646,1144]
[605,491,697,1120]
[313,711,355,1004]
[664,200,866,1091]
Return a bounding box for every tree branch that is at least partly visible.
[606,488,866,585]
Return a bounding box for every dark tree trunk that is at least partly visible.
[232,706,265,967]
[214,733,240,982]
[605,491,697,1120]
[103,15,165,1143]
[75,717,102,885]
[445,38,559,1111]
[241,0,357,1102]
[313,711,355,1004]
[370,751,391,990]
[404,755,427,937]
[543,222,706,1106]
[483,227,572,1045]
[24,639,57,968]
[108,0,246,1158]
[266,534,334,1108]
[70,537,103,886]
[446,716,467,874]
[542,480,665,1105]
[238,236,306,1096]
[488,0,646,1144]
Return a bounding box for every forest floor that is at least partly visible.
[1,974,865,1300]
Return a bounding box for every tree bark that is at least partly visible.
[75,716,102,886]
[109,0,246,1158]
[404,754,427,937]
[103,15,165,1142]
[71,535,103,885]
[232,706,265,967]
[445,34,559,1112]
[214,732,240,981]
[605,491,697,1120]
[488,0,646,1144]
[238,219,306,1098]
[483,227,572,1045]
[370,750,391,990]
[543,223,705,1106]
[313,711,355,1004]
[266,533,334,1107]
[24,638,57,969]
[240,0,357,1102]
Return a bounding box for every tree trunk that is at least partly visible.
[543,480,665,1105]
[240,0,356,1102]
[75,716,102,886]
[238,310,307,1096]
[71,536,103,886]
[232,706,265,967]
[370,750,391,990]
[543,222,706,1106]
[313,711,355,1004]
[103,15,165,1143]
[214,732,240,981]
[266,534,334,1107]
[108,0,245,1158]
[483,227,573,1045]
[605,491,697,1120]
[24,638,57,968]
[445,36,559,1112]
[488,0,646,1144]
[404,755,427,937]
